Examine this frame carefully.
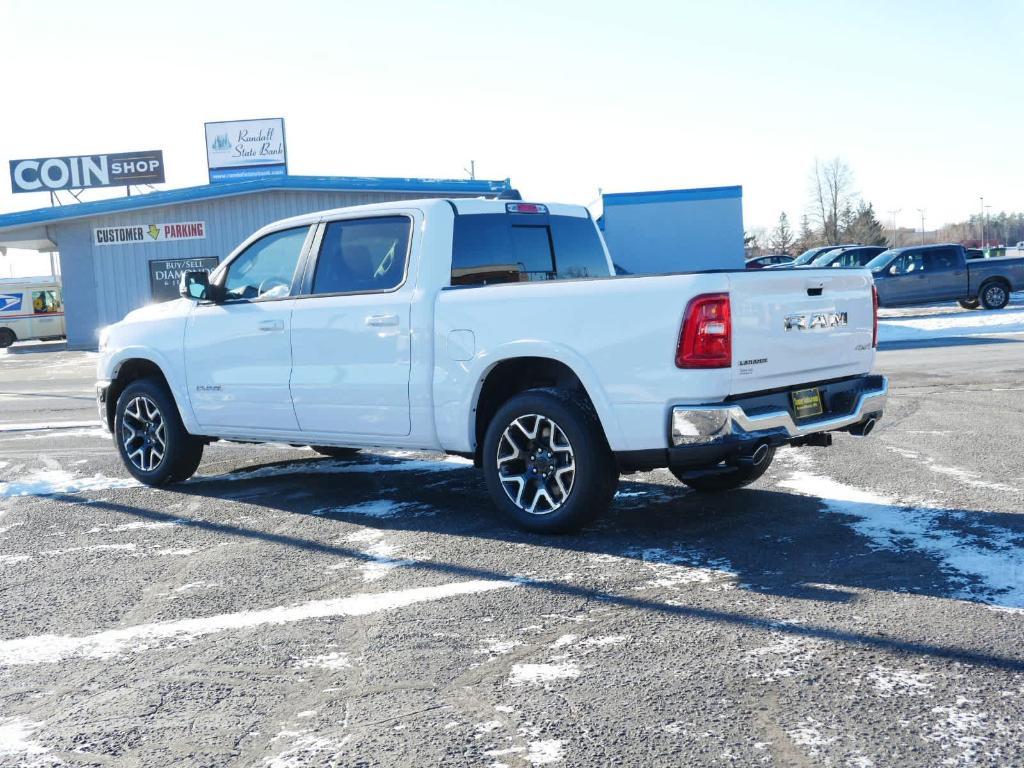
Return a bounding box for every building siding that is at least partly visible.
[55,189,477,348]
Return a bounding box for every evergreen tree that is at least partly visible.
[845,202,887,246]
[770,212,795,254]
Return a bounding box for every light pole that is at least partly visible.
[979,195,985,248]
[916,208,926,245]
[887,209,902,248]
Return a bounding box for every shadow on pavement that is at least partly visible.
[45,449,1024,673]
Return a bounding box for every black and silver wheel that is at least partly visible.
[0,328,15,348]
[979,281,1010,310]
[671,445,776,492]
[958,298,980,310]
[482,388,617,533]
[311,446,360,459]
[115,378,203,485]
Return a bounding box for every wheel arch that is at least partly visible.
[471,353,622,463]
[106,355,183,432]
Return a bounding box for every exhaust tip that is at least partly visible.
[751,443,771,465]
[851,417,876,437]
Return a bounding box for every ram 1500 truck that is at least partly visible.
[97,198,887,532]
[868,243,1024,310]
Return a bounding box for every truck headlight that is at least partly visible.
[98,326,111,351]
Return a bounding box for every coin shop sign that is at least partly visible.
[9,150,165,193]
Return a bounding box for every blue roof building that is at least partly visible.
[0,175,513,348]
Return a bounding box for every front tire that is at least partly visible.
[115,378,203,485]
[671,446,775,492]
[979,281,1010,310]
[482,388,617,533]
[958,298,980,310]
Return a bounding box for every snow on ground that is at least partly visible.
[0,717,52,762]
[878,294,1024,343]
[0,469,140,498]
[777,459,1024,608]
[508,661,580,685]
[0,580,519,666]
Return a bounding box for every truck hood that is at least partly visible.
[120,298,193,325]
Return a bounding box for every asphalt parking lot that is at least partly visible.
[1,303,1024,767]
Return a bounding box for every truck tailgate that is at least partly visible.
[727,269,875,395]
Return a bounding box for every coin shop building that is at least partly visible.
[0,175,514,349]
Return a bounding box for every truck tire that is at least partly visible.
[114,378,204,486]
[0,328,15,348]
[671,446,776,492]
[979,281,1010,310]
[958,299,980,310]
[311,446,360,459]
[482,388,617,533]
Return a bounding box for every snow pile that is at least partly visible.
[878,301,1024,343]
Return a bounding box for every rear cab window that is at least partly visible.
[451,209,609,286]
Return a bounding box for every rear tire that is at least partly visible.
[979,281,1010,310]
[671,446,776,492]
[114,378,203,485]
[311,446,360,459]
[958,299,980,310]
[0,329,15,348]
[482,388,617,533]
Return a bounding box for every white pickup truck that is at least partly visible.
[97,198,887,532]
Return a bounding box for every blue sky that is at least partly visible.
[1,0,1021,258]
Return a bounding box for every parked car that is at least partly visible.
[764,245,858,269]
[867,243,1024,310]
[745,254,794,269]
[97,198,886,532]
[0,277,66,348]
[804,246,886,269]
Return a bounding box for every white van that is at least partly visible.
[0,277,66,348]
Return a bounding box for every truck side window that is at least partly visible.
[923,249,956,271]
[223,227,308,301]
[312,216,411,295]
[452,213,606,286]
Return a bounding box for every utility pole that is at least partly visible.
[464,160,476,180]
[887,209,902,248]
[916,208,926,244]
[979,195,985,248]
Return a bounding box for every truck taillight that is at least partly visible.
[676,293,731,368]
[872,284,879,348]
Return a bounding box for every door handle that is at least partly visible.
[365,314,399,327]
[258,319,285,332]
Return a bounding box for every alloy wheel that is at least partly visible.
[496,413,576,515]
[121,395,167,472]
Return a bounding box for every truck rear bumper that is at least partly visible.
[671,374,888,446]
[615,374,887,472]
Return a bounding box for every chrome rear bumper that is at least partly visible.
[671,376,888,446]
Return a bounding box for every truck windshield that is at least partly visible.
[866,250,898,271]
[791,248,823,266]
[452,213,609,286]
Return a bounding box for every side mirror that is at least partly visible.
[888,265,899,276]
[180,270,218,301]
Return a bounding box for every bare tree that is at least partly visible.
[808,158,856,245]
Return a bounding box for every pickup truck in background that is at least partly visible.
[867,243,1024,310]
[96,198,887,532]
